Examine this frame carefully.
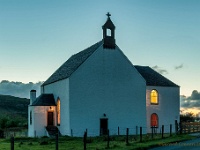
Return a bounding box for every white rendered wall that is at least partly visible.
[28,106,34,137]
[69,45,147,137]
[43,79,70,135]
[146,86,180,133]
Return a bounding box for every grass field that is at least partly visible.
[0,134,195,150]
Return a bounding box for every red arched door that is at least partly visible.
[151,113,158,127]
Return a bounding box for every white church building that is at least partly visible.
[28,14,180,137]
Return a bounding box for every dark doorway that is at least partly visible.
[100,118,108,135]
[48,112,54,126]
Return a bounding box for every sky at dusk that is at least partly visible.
[0,0,200,100]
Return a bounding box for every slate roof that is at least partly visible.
[42,40,178,87]
[42,41,103,86]
[134,66,179,87]
[32,94,56,106]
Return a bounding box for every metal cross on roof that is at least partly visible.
[106,12,111,18]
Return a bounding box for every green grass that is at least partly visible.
[0,134,196,150]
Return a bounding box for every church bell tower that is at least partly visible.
[102,12,116,49]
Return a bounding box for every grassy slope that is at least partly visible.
[0,95,29,122]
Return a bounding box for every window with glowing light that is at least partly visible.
[151,113,158,127]
[57,99,60,125]
[151,90,158,104]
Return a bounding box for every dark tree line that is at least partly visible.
[180,112,195,122]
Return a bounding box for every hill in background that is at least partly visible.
[0,94,29,127]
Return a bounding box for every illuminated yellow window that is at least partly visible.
[151,90,158,104]
[57,99,60,125]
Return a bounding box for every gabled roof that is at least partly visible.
[42,40,178,87]
[134,66,179,87]
[42,41,103,86]
[32,94,56,106]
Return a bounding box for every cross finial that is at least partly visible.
[106,12,111,18]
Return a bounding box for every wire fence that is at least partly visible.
[7,122,182,150]
[8,121,200,150]
[62,123,177,137]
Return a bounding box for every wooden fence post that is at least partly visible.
[136,126,138,140]
[188,126,191,134]
[107,129,110,148]
[83,131,87,150]
[71,129,73,137]
[55,133,58,150]
[179,122,182,134]
[161,125,164,139]
[175,120,178,134]
[140,127,142,142]
[118,126,120,136]
[10,136,14,150]
[126,128,129,145]
[34,130,36,138]
[170,124,172,136]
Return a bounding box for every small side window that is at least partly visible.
[30,111,32,125]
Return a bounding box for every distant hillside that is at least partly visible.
[0,95,29,123]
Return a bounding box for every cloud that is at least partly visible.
[152,65,168,74]
[187,90,200,100]
[175,64,183,70]
[180,90,200,108]
[0,80,43,98]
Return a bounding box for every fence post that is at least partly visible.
[83,131,87,150]
[175,120,178,134]
[161,125,164,139]
[170,124,172,136]
[136,126,138,140]
[126,128,129,145]
[118,126,120,136]
[179,122,182,134]
[188,126,191,134]
[140,127,142,142]
[34,130,36,138]
[56,133,58,150]
[10,136,14,150]
[107,129,110,148]
[151,127,153,139]
[71,129,73,137]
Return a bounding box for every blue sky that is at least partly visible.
[0,0,200,97]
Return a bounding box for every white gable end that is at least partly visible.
[69,45,147,136]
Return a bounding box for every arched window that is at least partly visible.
[151,90,158,104]
[57,99,60,125]
[151,113,158,127]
